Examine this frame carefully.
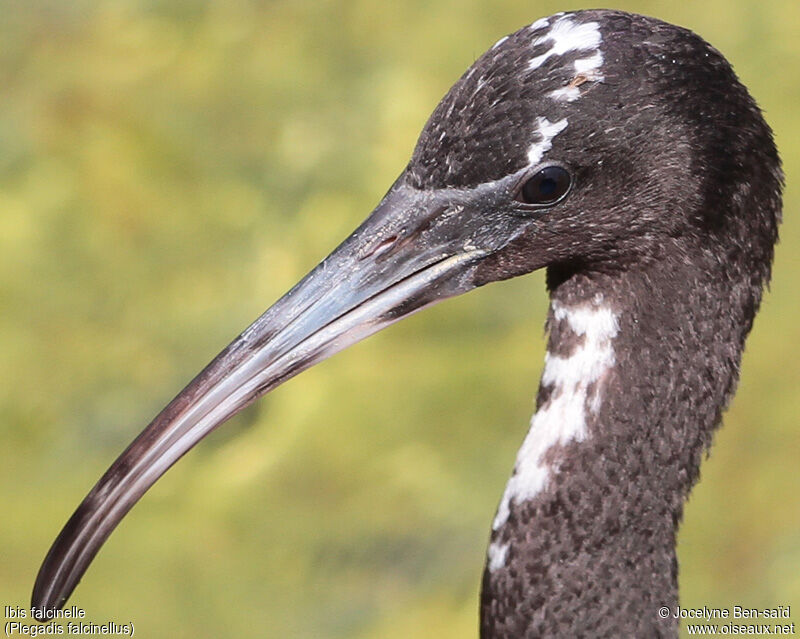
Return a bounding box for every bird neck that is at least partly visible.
[480,253,757,638]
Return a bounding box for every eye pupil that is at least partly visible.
[518,166,571,205]
[538,177,557,196]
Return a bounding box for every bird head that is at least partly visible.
[32,9,781,616]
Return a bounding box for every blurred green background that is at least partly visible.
[1,1,797,637]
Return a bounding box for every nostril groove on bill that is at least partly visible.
[360,235,399,260]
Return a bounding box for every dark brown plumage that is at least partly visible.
[33,10,781,638]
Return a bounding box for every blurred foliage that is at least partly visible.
[0,1,798,637]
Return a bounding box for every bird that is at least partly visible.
[32,9,781,638]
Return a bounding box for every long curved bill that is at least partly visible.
[32,180,499,617]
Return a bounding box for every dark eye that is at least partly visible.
[517,166,571,206]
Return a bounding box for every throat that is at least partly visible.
[491,297,619,533]
[480,265,754,638]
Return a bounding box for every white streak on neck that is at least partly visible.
[527,116,568,165]
[487,541,509,572]
[491,300,619,535]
